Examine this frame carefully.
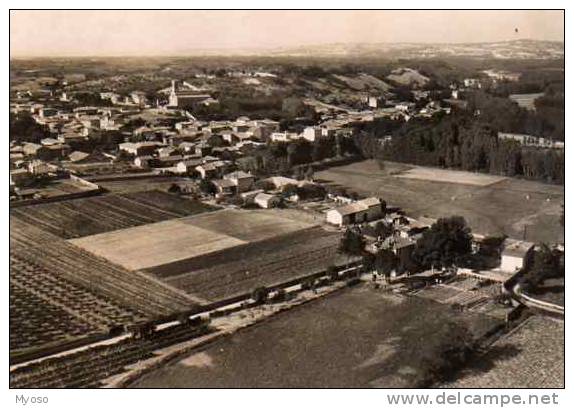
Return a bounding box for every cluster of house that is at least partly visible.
[9,159,58,188]
[324,191,544,280]
[361,94,451,121]
[269,125,342,143]
[498,132,564,149]
[116,116,282,172]
[482,69,521,83]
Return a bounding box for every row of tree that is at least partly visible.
[236,136,358,176]
[356,111,564,184]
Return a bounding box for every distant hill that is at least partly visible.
[267,39,564,60]
[387,68,429,87]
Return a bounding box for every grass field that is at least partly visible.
[316,160,564,243]
[10,190,215,239]
[443,316,564,388]
[180,209,315,242]
[132,285,500,388]
[395,167,507,186]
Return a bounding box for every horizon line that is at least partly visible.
[9,37,564,59]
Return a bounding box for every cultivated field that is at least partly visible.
[10,253,146,356]
[316,160,564,243]
[443,316,564,388]
[11,323,212,388]
[71,209,317,271]
[71,220,246,271]
[181,209,315,241]
[10,282,99,354]
[10,217,196,318]
[10,190,215,239]
[509,93,544,111]
[96,176,192,194]
[132,286,500,388]
[71,208,340,302]
[150,227,343,302]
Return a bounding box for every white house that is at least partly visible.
[500,239,535,273]
[265,176,300,190]
[223,171,255,193]
[270,132,298,142]
[254,193,280,209]
[302,127,323,142]
[175,158,202,174]
[326,197,384,226]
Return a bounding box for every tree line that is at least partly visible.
[355,108,564,184]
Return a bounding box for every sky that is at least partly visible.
[10,10,564,57]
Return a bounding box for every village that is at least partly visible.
[9,51,564,389]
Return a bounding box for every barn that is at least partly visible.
[326,197,383,226]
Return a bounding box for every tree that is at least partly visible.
[304,166,314,180]
[338,228,366,258]
[327,265,339,281]
[198,179,216,195]
[362,252,376,273]
[168,183,182,194]
[478,234,506,256]
[413,216,472,269]
[520,244,562,291]
[374,249,398,280]
[297,183,326,200]
[374,221,393,240]
[10,112,50,143]
[282,96,307,118]
[281,183,299,197]
[251,286,270,304]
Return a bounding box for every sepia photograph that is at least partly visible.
[6,5,566,400]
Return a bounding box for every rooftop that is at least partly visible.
[502,239,535,258]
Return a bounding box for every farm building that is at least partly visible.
[168,80,217,109]
[119,142,161,157]
[175,158,202,174]
[393,237,416,274]
[28,160,54,175]
[195,142,212,157]
[265,176,300,190]
[254,193,280,209]
[302,127,323,142]
[367,96,385,108]
[500,239,535,273]
[10,168,32,187]
[212,179,236,196]
[134,155,154,169]
[223,171,255,193]
[241,189,264,201]
[326,197,384,226]
[158,147,179,158]
[270,132,299,142]
[195,160,231,179]
[68,151,92,163]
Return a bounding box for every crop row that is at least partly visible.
[10,217,196,318]
[10,191,213,239]
[10,323,211,388]
[10,253,148,353]
[159,228,342,302]
[10,282,100,352]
